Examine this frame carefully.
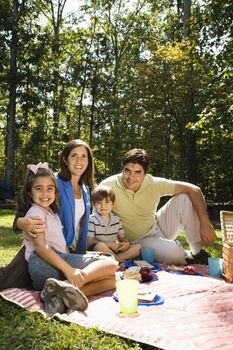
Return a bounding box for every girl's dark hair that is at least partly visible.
[58,139,95,189]
[91,185,115,204]
[121,149,149,173]
[17,167,59,214]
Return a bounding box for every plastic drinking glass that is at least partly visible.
[116,279,139,314]
[140,248,155,263]
[208,257,223,277]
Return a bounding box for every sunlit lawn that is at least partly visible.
[0,210,155,350]
[0,209,222,350]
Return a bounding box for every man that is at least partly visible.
[101,149,216,265]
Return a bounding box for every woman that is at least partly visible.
[56,139,95,252]
[0,140,117,297]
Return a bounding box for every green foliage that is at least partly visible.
[0,0,232,202]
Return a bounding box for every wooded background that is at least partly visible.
[0,0,232,203]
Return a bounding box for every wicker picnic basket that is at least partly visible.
[221,210,233,283]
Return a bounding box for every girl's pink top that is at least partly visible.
[23,204,67,261]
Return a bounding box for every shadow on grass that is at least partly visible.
[0,209,22,251]
[0,231,23,249]
[0,209,16,216]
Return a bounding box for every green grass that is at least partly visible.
[0,210,155,350]
[0,210,222,350]
[0,210,23,266]
[178,228,222,258]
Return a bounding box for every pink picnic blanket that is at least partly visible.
[1,268,233,350]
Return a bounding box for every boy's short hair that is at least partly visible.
[91,184,115,204]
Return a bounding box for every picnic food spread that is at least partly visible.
[116,260,160,282]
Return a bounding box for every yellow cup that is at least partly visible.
[116,279,139,314]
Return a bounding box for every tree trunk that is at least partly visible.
[77,59,88,138]
[182,0,197,184]
[89,64,98,147]
[6,0,20,186]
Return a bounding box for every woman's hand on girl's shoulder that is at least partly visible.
[22,216,46,238]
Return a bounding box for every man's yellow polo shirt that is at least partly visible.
[101,174,176,241]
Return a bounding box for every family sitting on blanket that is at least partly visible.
[0,140,216,315]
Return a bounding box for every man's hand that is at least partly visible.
[174,182,217,246]
[200,222,217,245]
[17,216,46,238]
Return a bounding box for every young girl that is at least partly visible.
[19,163,117,315]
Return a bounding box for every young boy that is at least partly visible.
[87,185,141,262]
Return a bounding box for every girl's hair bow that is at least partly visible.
[27,162,49,174]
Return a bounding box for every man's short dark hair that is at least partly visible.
[121,149,149,173]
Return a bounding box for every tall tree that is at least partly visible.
[182,0,197,184]
[36,0,67,146]
[6,0,27,186]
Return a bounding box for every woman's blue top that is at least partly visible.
[56,176,90,252]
